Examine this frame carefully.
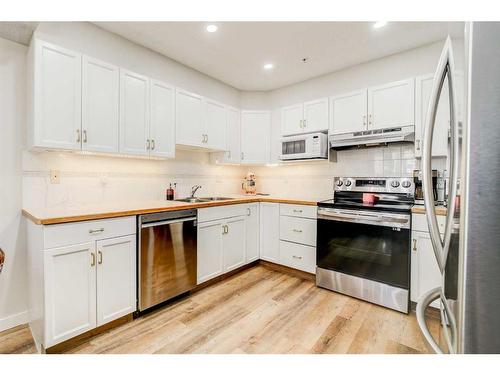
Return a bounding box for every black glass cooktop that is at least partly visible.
[318,192,414,213]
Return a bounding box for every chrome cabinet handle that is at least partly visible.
[241,152,244,160]
[292,255,302,260]
[247,208,251,216]
[293,209,302,213]
[98,250,103,265]
[89,228,104,234]
[422,36,458,273]
[416,139,420,150]
[222,225,228,234]
[303,119,307,128]
[292,229,303,233]
[90,252,96,267]
[299,119,303,128]
[151,139,155,150]
[83,130,87,143]
[147,139,151,150]
[413,239,417,252]
[363,115,367,126]
[76,129,81,143]
[368,114,373,126]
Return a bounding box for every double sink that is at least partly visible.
[175,196,235,203]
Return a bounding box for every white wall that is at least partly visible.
[0,37,28,331]
[247,41,450,199]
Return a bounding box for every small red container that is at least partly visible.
[363,193,378,205]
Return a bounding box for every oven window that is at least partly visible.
[317,218,410,288]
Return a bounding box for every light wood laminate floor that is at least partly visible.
[0,265,441,354]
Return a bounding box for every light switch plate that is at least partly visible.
[50,170,60,184]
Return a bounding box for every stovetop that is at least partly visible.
[318,199,413,213]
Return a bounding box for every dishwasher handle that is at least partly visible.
[141,216,196,229]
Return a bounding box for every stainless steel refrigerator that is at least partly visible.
[417,22,500,354]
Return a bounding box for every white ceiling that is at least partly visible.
[96,22,463,91]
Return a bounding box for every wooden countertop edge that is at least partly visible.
[411,206,447,216]
[22,197,318,225]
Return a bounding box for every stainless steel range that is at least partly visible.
[316,177,415,313]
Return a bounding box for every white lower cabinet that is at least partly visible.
[223,217,246,272]
[245,203,260,263]
[259,202,280,263]
[96,235,136,326]
[27,217,136,350]
[197,219,224,284]
[44,242,96,346]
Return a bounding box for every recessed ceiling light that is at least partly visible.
[263,63,274,70]
[373,21,388,29]
[206,24,218,33]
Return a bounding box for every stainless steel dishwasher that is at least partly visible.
[137,209,197,312]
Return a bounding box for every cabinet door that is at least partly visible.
[330,90,367,134]
[259,202,280,263]
[223,216,246,272]
[44,242,96,347]
[205,99,226,151]
[150,79,175,158]
[303,98,329,133]
[197,220,224,284]
[176,89,203,147]
[96,235,136,326]
[415,74,450,158]
[119,69,149,156]
[82,56,119,153]
[411,231,442,308]
[281,104,304,136]
[245,204,260,263]
[241,111,271,164]
[34,40,81,150]
[368,78,415,130]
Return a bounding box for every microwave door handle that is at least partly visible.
[422,36,456,273]
[416,287,444,354]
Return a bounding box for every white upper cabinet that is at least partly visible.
[175,88,204,148]
[330,89,368,134]
[119,69,150,156]
[204,99,227,151]
[82,56,119,153]
[149,79,176,158]
[281,103,304,136]
[31,40,82,150]
[415,74,449,157]
[241,111,271,164]
[281,98,328,136]
[367,78,415,130]
[303,98,329,133]
[210,107,241,164]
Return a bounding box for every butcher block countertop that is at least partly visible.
[411,205,447,216]
[22,195,319,225]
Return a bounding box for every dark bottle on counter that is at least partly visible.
[166,183,174,200]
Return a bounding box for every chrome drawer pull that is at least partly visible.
[292,255,303,260]
[293,210,302,213]
[89,228,104,234]
[292,229,303,233]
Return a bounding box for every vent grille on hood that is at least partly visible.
[329,125,415,149]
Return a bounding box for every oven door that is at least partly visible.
[317,208,411,289]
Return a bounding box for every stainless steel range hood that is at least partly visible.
[329,125,415,149]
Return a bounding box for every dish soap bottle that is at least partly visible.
[166,183,174,201]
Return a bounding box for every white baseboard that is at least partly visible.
[0,310,28,333]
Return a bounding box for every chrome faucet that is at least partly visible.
[190,185,202,198]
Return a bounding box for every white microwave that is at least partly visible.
[280,132,328,161]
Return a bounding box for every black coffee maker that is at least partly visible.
[413,169,438,205]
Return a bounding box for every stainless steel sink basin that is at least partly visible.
[174,198,211,203]
[174,197,235,203]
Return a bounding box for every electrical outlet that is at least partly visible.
[50,170,60,184]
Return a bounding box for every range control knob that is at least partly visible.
[391,180,400,188]
[336,180,343,187]
[345,180,352,187]
[402,180,412,188]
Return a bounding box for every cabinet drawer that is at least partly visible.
[198,203,250,223]
[44,216,136,249]
[280,204,317,219]
[279,241,316,274]
[412,213,445,234]
[279,216,316,246]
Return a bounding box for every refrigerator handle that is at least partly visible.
[416,287,444,354]
[422,36,459,273]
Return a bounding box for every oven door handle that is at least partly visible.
[318,211,382,223]
[141,217,196,229]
